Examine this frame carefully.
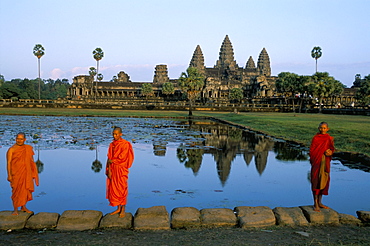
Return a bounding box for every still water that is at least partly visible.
[0,115,369,216]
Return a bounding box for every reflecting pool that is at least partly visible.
[0,115,369,216]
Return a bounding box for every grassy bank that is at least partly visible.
[196,111,370,157]
[1,108,369,157]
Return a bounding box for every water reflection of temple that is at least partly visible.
[153,140,167,156]
[175,121,308,184]
[202,125,275,184]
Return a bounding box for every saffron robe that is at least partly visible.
[8,144,38,208]
[106,138,134,206]
[309,133,334,196]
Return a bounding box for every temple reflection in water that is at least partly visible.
[153,120,308,185]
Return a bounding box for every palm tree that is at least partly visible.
[97,73,103,82]
[311,46,322,73]
[310,72,344,113]
[33,44,45,100]
[92,47,104,101]
[162,82,175,99]
[88,67,97,97]
[178,67,205,116]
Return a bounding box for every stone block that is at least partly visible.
[171,207,201,229]
[356,210,370,223]
[56,210,103,231]
[0,210,33,230]
[273,207,309,226]
[200,208,237,228]
[99,213,133,229]
[234,206,276,228]
[134,206,170,230]
[300,206,339,225]
[25,212,60,230]
[339,213,361,225]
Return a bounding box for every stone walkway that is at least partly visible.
[0,206,369,231]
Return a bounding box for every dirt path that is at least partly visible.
[1,225,370,245]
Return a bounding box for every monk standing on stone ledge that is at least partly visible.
[6,132,39,215]
[309,122,334,212]
[106,127,134,218]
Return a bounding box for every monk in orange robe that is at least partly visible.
[309,122,334,212]
[6,133,39,215]
[106,127,134,217]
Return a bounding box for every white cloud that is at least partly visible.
[49,68,64,80]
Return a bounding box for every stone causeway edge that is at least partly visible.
[0,206,369,231]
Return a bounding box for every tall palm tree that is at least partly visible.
[92,47,104,101]
[311,46,322,73]
[33,44,45,100]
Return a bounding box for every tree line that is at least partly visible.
[0,76,70,100]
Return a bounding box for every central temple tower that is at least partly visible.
[214,35,238,70]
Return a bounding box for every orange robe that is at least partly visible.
[106,138,134,206]
[8,144,38,208]
[309,133,334,196]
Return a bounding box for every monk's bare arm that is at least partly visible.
[324,149,333,156]
[106,159,112,179]
[6,147,14,182]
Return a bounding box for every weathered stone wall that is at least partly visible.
[0,206,368,231]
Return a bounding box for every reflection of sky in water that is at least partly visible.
[0,116,369,216]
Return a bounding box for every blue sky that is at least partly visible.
[0,0,369,87]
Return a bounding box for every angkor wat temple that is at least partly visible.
[68,35,277,101]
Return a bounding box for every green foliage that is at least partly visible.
[311,46,322,72]
[229,88,243,101]
[141,83,154,97]
[276,72,300,97]
[162,82,175,95]
[33,44,45,59]
[0,82,21,99]
[93,47,104,61]
[178,67,205,101]
[178,67,205,115]
[0,78,70,99]
[311,46,322,60]
[0,74,4,86]
[111,75,118,82]
[89,67,97,77]
[309,72,344,100]
[97,73,103,82]
[355,74,370,105]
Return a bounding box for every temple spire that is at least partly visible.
[215,35,238,70]
[257,48,271,76]
[245,56,256,69]
[189,45,205,75]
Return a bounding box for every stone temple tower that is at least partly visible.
[257,48,271,76]
[245,56,256,69]
[214,35,238,70]
[153,64,169,84]
[189,45,206,75]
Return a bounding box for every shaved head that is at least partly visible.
[319,122,328,127]
[113,127,122,133]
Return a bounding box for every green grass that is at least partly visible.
[195,111,370,156]
[1,108,369,156]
